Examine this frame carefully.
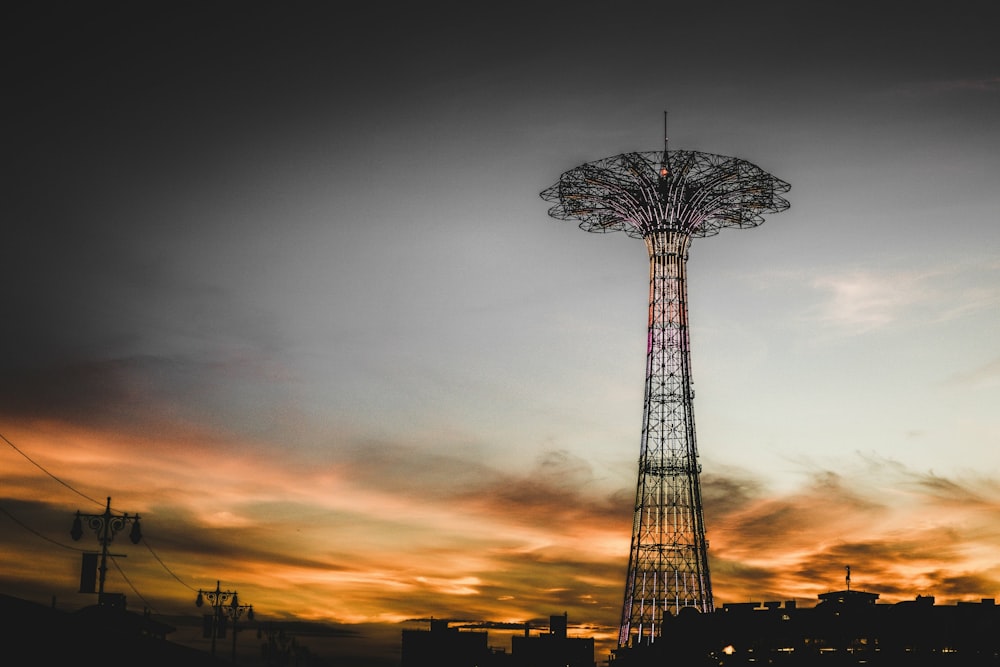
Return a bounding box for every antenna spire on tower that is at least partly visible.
[659,111,671,179]
[663,110,669,155]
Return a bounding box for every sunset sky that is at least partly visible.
[3,2,999,664]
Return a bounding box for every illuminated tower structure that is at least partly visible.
[540,125,790,648]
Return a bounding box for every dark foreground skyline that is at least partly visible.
[3,2,999,666]
[5,586,999,667]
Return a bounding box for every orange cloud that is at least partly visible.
[3,420,999,663]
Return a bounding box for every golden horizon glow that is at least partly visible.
[4,414,999,661]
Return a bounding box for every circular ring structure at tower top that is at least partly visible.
[540,150,790,238]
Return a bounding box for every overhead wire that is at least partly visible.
[110,555,156,612]
[1,430,200,605]
[0,504,83,551]
[1,431,105,508]
[141,535,199,592]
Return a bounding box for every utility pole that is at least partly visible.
[223,595,254,664]
[70,496,142,603]
[197,581,253,661]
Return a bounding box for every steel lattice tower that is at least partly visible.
[540,132,790,648]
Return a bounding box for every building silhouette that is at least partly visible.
[402,618,492,667]
[0,592,228,666]
[609,588,1000,666]
[512,613,595,667]
[402,613,596,667]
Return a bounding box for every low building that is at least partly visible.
[512,613,595,667]
[611,589,1000,666]
[0,593,226,666]
[402,618,492,667]
[402,613,595,667]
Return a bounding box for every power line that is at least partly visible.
[110,555,156,613]
[1,430,199,599]
[0,504,84,552]
[1,431,105,508]
[141,535,198,592]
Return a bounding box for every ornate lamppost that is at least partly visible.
[197,580,252,661]
[197,581,235,656]
[222,594,254,664]
[70,496,142,603]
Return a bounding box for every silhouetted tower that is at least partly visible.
[540,120,790,648]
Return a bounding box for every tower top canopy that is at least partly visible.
[540,150,790,239]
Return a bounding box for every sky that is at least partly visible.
[3,1,999,664]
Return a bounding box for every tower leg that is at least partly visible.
[619,230,712,648]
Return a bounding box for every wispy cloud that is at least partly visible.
[800,258,1000,336]
[809,269,933,333]
[944,357,1000,389]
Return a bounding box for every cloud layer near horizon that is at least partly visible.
[4,420,998,645]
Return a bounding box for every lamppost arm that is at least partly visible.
[69,496,142,598]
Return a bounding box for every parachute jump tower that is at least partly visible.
[540,118,790,648]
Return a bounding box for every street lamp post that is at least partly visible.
[222,594,254,664]
[197,581,252,661]
[196,581,235,656]
[70,496,142,602]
